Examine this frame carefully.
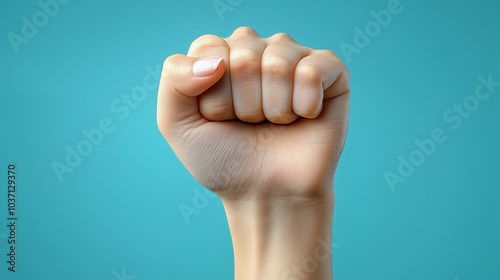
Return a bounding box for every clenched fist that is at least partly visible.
[157,27,350,200]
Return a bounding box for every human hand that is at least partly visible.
[157,27,350,201]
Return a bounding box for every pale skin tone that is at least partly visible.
[157,27,350,280]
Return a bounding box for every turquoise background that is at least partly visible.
[1,0,499,279]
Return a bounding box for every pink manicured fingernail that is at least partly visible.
[193,56,223,77]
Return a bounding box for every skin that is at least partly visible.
[157,27,350,280]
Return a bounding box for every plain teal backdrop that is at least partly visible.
[1,0,499,279]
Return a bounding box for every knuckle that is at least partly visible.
[295,64,322,86]
[334,56,348,71]
[316,49,338,58]
[339,71,351,93]
[201,103,233,120]
[232,26,258,37]
[265,110,296,124]
[162,54,182,75]
[269,32,293,42]
[236,111,265,123]
[230,48,261,73]
[262,55,294,77]
[189,34,227,53]
[294,105,320,119]
[342,70,351,87]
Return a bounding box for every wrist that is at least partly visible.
[221,192,335,280]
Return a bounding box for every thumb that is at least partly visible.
[157,55,225,134]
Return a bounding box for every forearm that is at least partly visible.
[221,192,335,280]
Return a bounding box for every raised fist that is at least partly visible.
[157,26,350,200]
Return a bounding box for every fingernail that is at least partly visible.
[193,56,224,77]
